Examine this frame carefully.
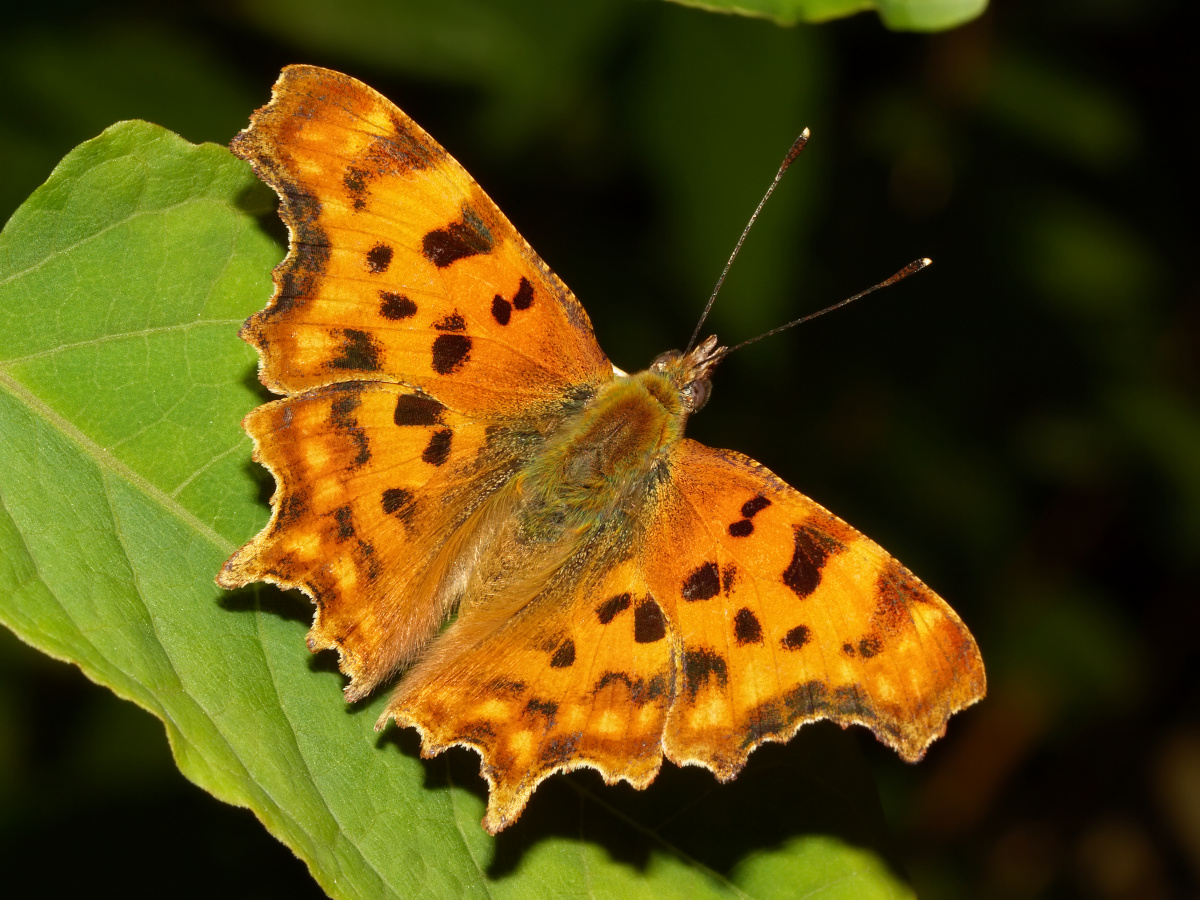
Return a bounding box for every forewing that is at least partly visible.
[230,65,612,415]
[643,440,985,775]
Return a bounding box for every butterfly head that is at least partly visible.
[648,334,728,415]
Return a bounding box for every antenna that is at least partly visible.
[724,258,932,355]
[685,128,810,355]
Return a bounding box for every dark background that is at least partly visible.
[1,1,1197,897]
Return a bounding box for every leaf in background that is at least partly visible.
[0,21,256,228]
[659,0,988,30]
[238,0,627,150]
[0,122,914,898]
[630,11,823,358]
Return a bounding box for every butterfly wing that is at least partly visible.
[384,553,676,835]
[218,381,542,698]
[644,439,985,773]
[229,65,611,416]
[221,65,613,697]
[382,439,983,833]
[224,64,984,834]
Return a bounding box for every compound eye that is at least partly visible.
[683,378,711,412]
[650,351,680,372]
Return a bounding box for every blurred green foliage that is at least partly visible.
[1,0,1196,897]
[671,0,988,31]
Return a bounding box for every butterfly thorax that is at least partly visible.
[516,370,685,541]
[510,336,728,543]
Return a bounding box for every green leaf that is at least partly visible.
[0,122,915,898]
[659,0,988,30]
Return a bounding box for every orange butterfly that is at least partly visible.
[218,65,986,834]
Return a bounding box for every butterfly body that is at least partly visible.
[219,65,986,834]
[521,376,673,534]
[517,342,717,535]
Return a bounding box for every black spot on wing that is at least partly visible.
[539,732,580,768]
[782,525,843,598]
[422,428,452,466]
[275,491,308,527]
[434,312,466,332]
[422,206,494,268]
[524,698,558,726]
[381,487,414,519]
[491,295,512,326]
[592,671,669,707]
[343,166,369,210]
[733,608,762,646]
[329,329,382,372]
[739,679,831,750]
[550,639,575,668]
[356,539,380,581]
[379,291,417,320]
[394,394,445,426]
[682,648,728,700]
[644,672,669,703]
[365,243,393,273]
[460,721,496,745]
[329,392,361,424]
[431,334,471,374]
[681,562,720,601]
[858,634,883,658]
[333,506,354,541]
[742,495,771,518]
[596,593,631,624]
[329,390,370,467]
[491,278,534,327]
[729,494,771,537]
[512,277,534,310]
[781,625,811,651]
[342,129,440,209]
[633,598,666,644]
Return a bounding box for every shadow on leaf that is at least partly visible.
[219,562,911,888]
[218,582,312,627]
[238,362,276,407]
[479,723,910,883]
[232,179,287,236]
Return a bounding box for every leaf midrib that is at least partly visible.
[0,319,246,366]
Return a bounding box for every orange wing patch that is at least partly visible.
[218,381,528,700]
[644,440,985,773]
[385,556,675,833]
[230,65,611,416]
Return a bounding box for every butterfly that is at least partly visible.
[217,65,986,835]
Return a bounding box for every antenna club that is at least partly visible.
[782,128,811,171]
[888,257,933,285]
